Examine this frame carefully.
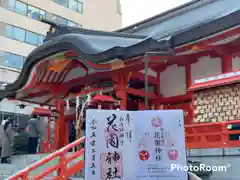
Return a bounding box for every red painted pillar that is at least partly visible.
[185,63,193,124]
[113,74,129,110]
[185,63,192,88]
[119,90,127,110]
[54,100,66,150]
[116,83,127,110]
[155,71,160,108]
[221,54,233,73]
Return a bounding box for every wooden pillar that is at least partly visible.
[154,65,166,109]
[155,71,160,108]
[185,63,192,88]
[221,54,233,73]
[119,91,127,110]
[113,73,130,110]
[54,100,65,150]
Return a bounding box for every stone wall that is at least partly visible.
[192,84,240,123]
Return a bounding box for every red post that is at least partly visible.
[221,54,233,73]
[54,100,66,150]
[116,85,127,110]
[185,63,192,88]
[155,71,160,108]
[113,73,130,110]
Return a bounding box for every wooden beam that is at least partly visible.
[131,72,158,85]
[125,88,156,99]
[185,63,192,88]
[158,92,192,105]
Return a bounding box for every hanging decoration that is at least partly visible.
[74,91,119,153]
[75,93,92,151]
[66,100,70,110]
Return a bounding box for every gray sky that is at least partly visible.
[121,0,191,27]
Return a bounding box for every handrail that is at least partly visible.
[185,120,240,149]
[7,137,86,180]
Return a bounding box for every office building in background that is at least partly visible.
[0,0,122,121]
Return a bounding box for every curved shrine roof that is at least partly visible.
[7,28,171,92]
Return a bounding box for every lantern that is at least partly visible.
[84,94,119,114]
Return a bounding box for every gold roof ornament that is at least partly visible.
[191,45,200,51]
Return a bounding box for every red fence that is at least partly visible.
[186,120,240,148]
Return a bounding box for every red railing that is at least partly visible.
[186,120,240,149]
[8,137,85,180]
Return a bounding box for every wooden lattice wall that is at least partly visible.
[193,84,240,123]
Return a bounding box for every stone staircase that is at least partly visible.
[0,154,84,180]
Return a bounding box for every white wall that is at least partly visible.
[159,56,222,97]
[160,64,186,97]
[191,56,222,83]
[233,57,240,70]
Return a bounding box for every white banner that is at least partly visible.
[85,110,187,180]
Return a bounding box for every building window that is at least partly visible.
[8,1,80,27]
[6,25,26,42]
[6,24,13,38]
[13,26,25,42]
[70,0,83,13]
[8,0,45,21]
[26,31,38,45]
[77,1,83,13]
[67,20,77,27]
[52,15,67,25]
[3,52,25,69]
[38,35,45,45]
[5,24,45,46]
[55,0,68,7]
[51,15,81,27]
[27,5,46,20]
[68,0,78,12]
[8,0,16,11]
[55,0,83,14]
[14,1,27,16]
